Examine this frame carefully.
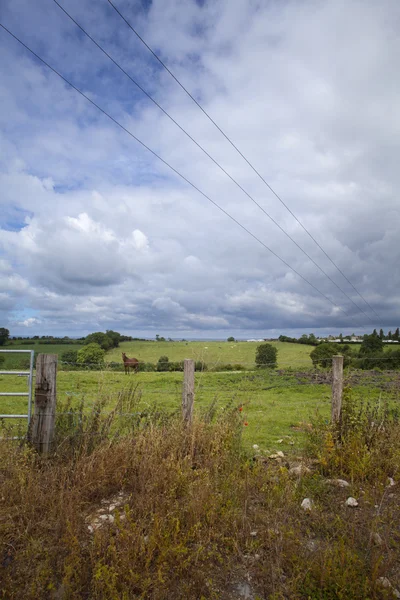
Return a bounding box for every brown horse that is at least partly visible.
[122,352,139,374]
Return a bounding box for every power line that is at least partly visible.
[0,22,364,329]
[50,0,374,324]
[106,0,380,321]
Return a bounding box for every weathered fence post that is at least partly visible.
[331,355,344,424]
[182,359,195,423]
[31,354,57,455]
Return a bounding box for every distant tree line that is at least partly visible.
[311,334,400,370]
[279,333,319,346]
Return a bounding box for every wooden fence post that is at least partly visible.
[31,354,57,455]
[182,359,195,423]
[331,355,344,424]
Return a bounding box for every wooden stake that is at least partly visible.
[182,359,194,423]
[31,354,57,454]
[331,355,344,424]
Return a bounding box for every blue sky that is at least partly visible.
[1,0,400,338]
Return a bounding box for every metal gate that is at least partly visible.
[0,350,35,432]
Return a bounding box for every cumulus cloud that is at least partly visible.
[16,317,41,328]
[0,0,399,337]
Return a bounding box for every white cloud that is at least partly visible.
[1,0,400,336]
[16,317,41,327]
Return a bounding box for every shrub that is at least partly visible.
[60,349,78,366]
[168,361,184,372]
[227,336,235,342]
[255,343,277,368]
[77,343,105,368]
[310,343,352,368]
[137,362,156,372]
[211,363,245,372]
[194,361,208,372]
[157,355,170,372]
[359,333,383,356]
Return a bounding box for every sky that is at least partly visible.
[0,0,399,339]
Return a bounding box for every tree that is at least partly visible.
[339,333,343,342]
[394,328,400,341]
[105,330,121,348]
[310,343,352,368]
[255,344,277,369]
[388,331,393,340]
[77,343,105,367]
[359,334,383,356]
[85,332,113,351]
[227,336,235,342]
[157,355,170,372]
[372,329,378,337]
[379,329,384,340]
[0,328,10,346]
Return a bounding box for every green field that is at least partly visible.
[1,340,314,369]
[107,340,314,369]
[0,341,83,369]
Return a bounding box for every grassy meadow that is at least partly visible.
[0,340,389,450]
[0,341,83,369]
[107,339,315,368]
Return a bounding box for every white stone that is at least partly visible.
[250,531,258,537]
[326,478,350,488]
[276,439,283,444]
[345,497,359,507]
[388,477,396,487]
[301,498,313,511]
[234,581,254,600]
[379,577,392,588]
[289,465,311,477]
[252,444,259,450]
[305,539,319,552]
[378,577,400,598]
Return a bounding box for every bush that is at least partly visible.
[77,343,105,368]
[210,363,245,372]
[227,336,235,342]
[168,361,184,372]
[359,333,383,356]
[255,343,277,368]
[60,350,78,366]
[310,343,352,368]
[195,361,208,372]
[137,362,156,372]
[157,355,170,372]
[352,349,400,370]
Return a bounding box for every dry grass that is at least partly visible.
[1,388,400,599]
